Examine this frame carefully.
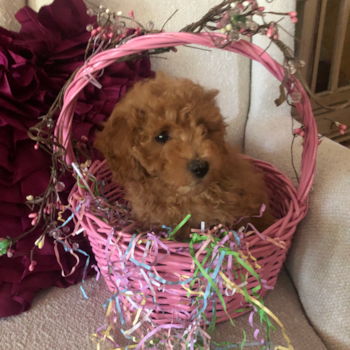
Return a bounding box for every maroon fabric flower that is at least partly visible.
[0,0,154,317]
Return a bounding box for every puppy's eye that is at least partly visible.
[155,131,170,144]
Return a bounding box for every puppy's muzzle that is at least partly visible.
[188,159,209,178]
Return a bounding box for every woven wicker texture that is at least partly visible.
[54,32,318,328]
[69,157,305,324]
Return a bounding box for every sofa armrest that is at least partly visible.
[286,139,350,350]
[246,114,350,350]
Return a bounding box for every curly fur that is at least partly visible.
[94,72,275,240]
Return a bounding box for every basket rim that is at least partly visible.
[55,32,318,203]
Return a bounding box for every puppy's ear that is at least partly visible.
[94,107,147,185]
[205,89,219,101]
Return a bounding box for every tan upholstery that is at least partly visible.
[286,141,350,350]
[27,0,53,12]
[0,0,25,32]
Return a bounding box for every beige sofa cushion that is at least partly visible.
[0,269,326,350]
[0,0,26,32]
[286,140,350,350]
[27,0,53,12]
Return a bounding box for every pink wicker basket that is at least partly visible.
[55,33,317,326]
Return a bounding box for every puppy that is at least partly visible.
[94,72,274,240]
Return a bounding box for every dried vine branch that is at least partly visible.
[181,0,234,33]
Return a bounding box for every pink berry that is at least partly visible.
[29,261,37,272]
[258,7,265,11]
[103,33,108,40]
[291,17,298,24]
[299,130,305,137]
[108,32,114,39]
[91,29,97,37]
[340,124,347,130]
[96,26,102,33]
[28,213,38,218]
[266,26,274,38]
[293,128,302,135]
[273,33,279,40]
[339,129,345,135]
[288,11,298,17]
[31,218,37,226]
[221,18,228,27]
[246,33,252,37]
[240,28,246,34]
[129,10,134,19]
[34,143,39,150]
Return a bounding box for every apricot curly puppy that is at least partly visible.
[94,72,275,240]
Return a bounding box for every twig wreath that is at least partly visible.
[0,0,348,349]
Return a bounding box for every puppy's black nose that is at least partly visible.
[188,159,209,178]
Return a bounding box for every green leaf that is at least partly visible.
[240,330,246,350]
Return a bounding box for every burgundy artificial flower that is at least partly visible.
[0,0,154,317]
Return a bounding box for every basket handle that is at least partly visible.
[54,32,317,203]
